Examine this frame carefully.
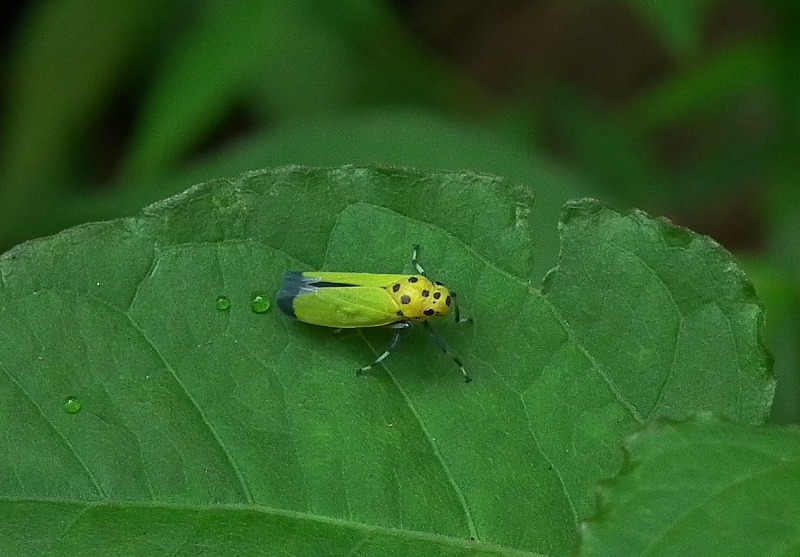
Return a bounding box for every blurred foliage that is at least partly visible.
[0,0,798,423]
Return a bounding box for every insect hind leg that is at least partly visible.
[422,321,472,383]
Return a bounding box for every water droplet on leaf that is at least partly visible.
[250,292,270,314]
[215,295,231,311]
[64,397,82,414]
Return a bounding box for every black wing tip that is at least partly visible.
[276,271,305,317]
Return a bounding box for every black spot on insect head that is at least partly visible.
[396,310,404,317]
[446,295,451,306]
[435,281,443,286]
[423,308,435,317]
[401,295,411,305]
[421,289,430,297]
[408,276,418,283]
[433,292,441,300]
[392,283,400,292]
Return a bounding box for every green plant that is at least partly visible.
[2,166,789,556]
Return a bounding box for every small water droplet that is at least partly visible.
[64,397,82,414]
[215,295,231,311]
[250,292,270,314]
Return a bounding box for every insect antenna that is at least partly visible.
[449,291,473,324]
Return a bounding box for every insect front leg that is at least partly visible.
[422,321,472,383]
[411,244,427,276]
[356,322,412,377]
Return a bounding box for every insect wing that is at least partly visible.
[278,272,403,327]
[293,285,401,328]
[276,272,316,317]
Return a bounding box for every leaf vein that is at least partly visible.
[119,310,255,503]
[0,361,106,497]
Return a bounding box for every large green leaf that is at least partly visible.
[580,416,800,556]
[0,166,772,556]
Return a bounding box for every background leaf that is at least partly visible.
[615,0,716,57]
[0,166,773,555]
[119,0,299,178]
[580,416,800,557]
[0,0,173,199]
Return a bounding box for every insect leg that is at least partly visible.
[356,323,410,376]
[450,291,473,324]
[422,321,472,383]
[411,244,427,276]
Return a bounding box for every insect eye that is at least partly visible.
[392,283,400,292]
[421,289,430,297]
[408,277,419,283]
[400,295,411,305]
[423,308,435,317]
[445,295,451,306]
[433,292,441,300]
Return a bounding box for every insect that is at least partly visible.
[277,245,473,382]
